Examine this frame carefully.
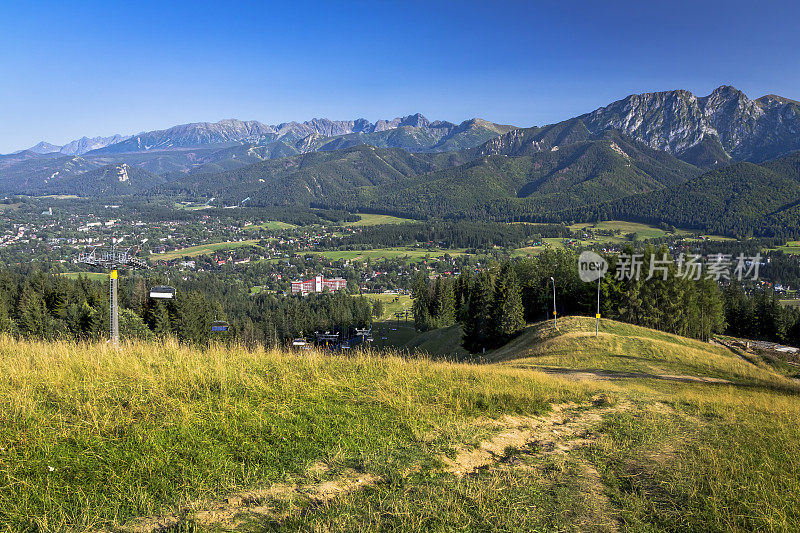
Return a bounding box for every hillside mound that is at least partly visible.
[489,316,793,388]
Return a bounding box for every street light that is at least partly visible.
[596,274,601,336]
[550,276,557,329]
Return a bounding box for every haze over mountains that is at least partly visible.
[3,85,800,238]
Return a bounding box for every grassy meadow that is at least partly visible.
[242,221,297,231]
[363,292,413,320]
[0,336,584,531]
[306,246,469,263]
[152,239,261,260]
[511,221,733,257]
[345,214,416,226]
[1,317,799,531]
[59,271,110,282]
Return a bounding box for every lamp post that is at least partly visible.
[596,274,601,336]
[550,276,557,329]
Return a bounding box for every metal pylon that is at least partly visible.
[76,240,148,345]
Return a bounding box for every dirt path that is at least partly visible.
[440,397,628,531]
[109,467,378,532]
[441,396,628,476]
[107,398,626,532]
[531,367,732,384]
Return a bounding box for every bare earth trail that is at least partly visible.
[109,397,633,532]
[531,367,733,384]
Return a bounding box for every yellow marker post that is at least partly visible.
[109,270,119,344]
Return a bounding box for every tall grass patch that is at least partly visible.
[0,336,585,530]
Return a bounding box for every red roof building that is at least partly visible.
[291,275,347,295]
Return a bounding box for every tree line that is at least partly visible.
[412,246,729,352]
[328,220,573,250]
[0,269,377,346]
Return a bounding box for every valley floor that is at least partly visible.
[1,318,798,532]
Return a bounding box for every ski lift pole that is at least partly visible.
[110,269,119,345]
[76,237,149,345]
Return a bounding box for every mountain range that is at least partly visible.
[13,114,514,156]
[3,85,800,238]
[22,135,132,156]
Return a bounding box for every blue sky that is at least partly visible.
[1,0,798,153]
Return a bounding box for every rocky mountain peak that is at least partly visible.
[397,113,431,128]
[580,85,800,163]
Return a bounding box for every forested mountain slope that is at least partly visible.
[327,132,701,219]
[568,151,800,238]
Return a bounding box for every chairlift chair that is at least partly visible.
[149,285,176,299]
[211,320,230,332]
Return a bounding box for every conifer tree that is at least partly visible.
[433,278,456,328]
[463,271,494,352]
[493,263,526,340]
[411,272,432,331]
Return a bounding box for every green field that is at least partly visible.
[59,271,110,281]
[345,214,416,226]
[243,221,297,231]
[363,292,412,320]
[512,221,732,255]
[372,322,468,360]
[153,239,261,260]
[771,240,800,254]
[307,247,468,263]
[173,201,213,211]
[568,220,688,239]
[4,318,800,531]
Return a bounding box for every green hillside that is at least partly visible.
[346,133,701,219]
[45,163,167,196]
[589,151,800,238]
[157,144,459,205]
[490,316,792,388]
[1,318,799,531]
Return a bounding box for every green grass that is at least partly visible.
[512,221,730,255]
[59,271,109,282]
[363,293,412,320]
[173,202,213,211]
[770,240,800,254]
[282,453,613,531]
[5,317,800,531]
[490,316,795,388]
[370,321,467,360]
[345,214,416,226]
[242,221,296,231]
[568,220,686,239]
[153,239,261,260]
[0,202,22,212]
[587,386,800,531]
[0,336,586,531]
[306,247,468,263]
